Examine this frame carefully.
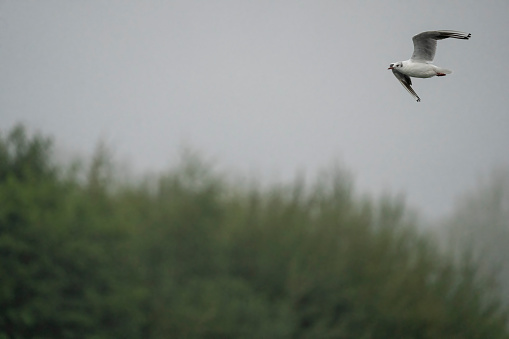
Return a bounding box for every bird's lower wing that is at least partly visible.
[392,69,421,102]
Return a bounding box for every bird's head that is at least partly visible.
[388,62,403,70]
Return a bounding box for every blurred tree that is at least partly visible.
[222,170,509,338]
[1,125,508,338]
[0,125,55,182]
[441,168,509,306]
[0,125,144,338]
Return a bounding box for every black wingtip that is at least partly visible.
[457,32,471,40]
[436,30,471,40]
[459,32,472,40]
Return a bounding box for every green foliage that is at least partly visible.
[1,124,508,338]
[0,125,144,338]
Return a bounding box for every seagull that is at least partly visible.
[388,30,471,102]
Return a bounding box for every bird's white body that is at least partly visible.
[399,60,451,78]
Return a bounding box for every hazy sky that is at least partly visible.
[2,1,508,218]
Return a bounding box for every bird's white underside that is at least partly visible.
[399,61,451,78]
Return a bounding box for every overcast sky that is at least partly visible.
[2,1,508,218]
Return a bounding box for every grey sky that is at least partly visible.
[2,1,508,218]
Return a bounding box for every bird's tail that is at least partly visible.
[436,67,452,74]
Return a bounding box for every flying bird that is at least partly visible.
[388,30,471,102]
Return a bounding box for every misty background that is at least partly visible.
[3,2,509,337]
[1,1,509,218]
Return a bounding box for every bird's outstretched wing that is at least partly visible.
[392,69,420,102]
[411,30,471,63]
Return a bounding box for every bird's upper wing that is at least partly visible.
[392,69,420,102]
[411,30,471,62]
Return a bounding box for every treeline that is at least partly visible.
[1,125,508,338]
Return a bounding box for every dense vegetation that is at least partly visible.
[1,125,508,338]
